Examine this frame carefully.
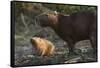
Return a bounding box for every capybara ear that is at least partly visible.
[54,11,58,15]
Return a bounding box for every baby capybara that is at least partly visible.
[31,37,55,56]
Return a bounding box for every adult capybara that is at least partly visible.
[30,37,55,56]
[36,11,97,58]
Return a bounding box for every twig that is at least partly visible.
[20,13,29,34]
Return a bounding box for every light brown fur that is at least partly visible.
[31,37,55,56]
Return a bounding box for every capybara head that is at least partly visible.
[36,12,59,28]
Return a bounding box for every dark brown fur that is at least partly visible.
[37,11,97,59]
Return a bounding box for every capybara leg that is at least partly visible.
[50,46,55,56]
[38,49,42,56]
[41,50,45,56]
[67,39,77,56]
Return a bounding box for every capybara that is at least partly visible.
[36,11,97,58]
[31,37,55,56]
